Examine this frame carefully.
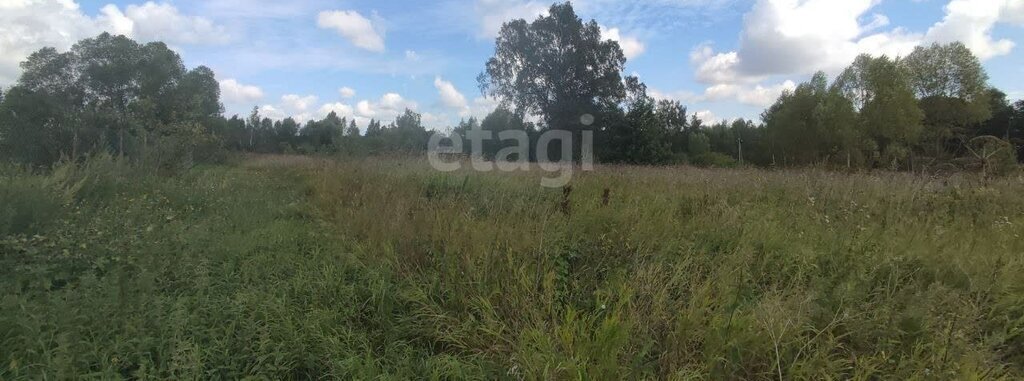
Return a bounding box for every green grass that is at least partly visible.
[3,155,1024,379]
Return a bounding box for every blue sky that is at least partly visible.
[2,0,1022,130]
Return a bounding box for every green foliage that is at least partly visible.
[479,107,534,160]
[0,157,505,379]
[0,169,63,236]
[904,43,992,159]
[4,157,1024,378]
[304,158,1024,379]
[846,55,924,165]
[0,34,223,167]
[688,132,711,157]
[479,2,626,136]
[764,72,861,166]
[690,151,737,167]
[598,77,673,164]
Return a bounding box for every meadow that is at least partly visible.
[2,155,1024,379]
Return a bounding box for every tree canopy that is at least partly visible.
[0,33,221,166]
[478,2,626,133]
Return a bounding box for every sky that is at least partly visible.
[1,0,1022,131]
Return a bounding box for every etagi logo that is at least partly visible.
[427,114,595,188]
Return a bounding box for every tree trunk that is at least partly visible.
[119,128,125,159]
[72,130,79,162]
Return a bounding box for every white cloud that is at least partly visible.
[258,105,286,120]
[685,0,1023,122]
[692,0,1024,87]
[468,96,500,120]
[253,90,472,130]
[338,87,356,98]
[317,10,386,52]
[690,43,753,85]
[1004,0,1024,24]
[474,0,549,38]
[736,81,797,107]
[0,0,98,84]
[433,76,469,115]
[281,94,318,114]
[219,79,265,103]
[99,5,135,36]
[420,112,451,130]
[356,100,375,117]
[694,110,720,123]
[701,81,797,107]
[257,101,358,124]
[352,92,419,122]
[260,94,317,122]
[405,50,421,61]
[415,96,499,129]
[111,2,230,45]
[319,102,356,119]
[601,26,646,59]
[655,78,795,109]
[923,0,1022,60]
[0,0,228,86]
[694,0,923,83]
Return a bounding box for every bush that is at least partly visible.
[139,123,226,176]
[691,152,737,167]
[0,169,63,236]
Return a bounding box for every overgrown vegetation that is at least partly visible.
[3,156,1024,379]
[2,3,1021,173]
[2,1,1024,379]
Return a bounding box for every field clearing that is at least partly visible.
[3,155,1024,379]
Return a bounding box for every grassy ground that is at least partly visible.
[2,155,1024,379]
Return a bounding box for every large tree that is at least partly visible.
[903,42,991,158]
[834,54,923,167]
[480,107,534,160]
[763,72,861,166]
[599,76,672,164]
[478,2,626,140]
[0,33,221,165]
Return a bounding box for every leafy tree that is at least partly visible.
[478,1,626,159]
[366,119,382,137]
[656,99,689,158]
[346,120,359,137]
[764,72,860,166]
[904,42,991,158]
[276,117,299,146]
[835,55,923,167]
[688,132,710,157]
[0,33,222,165]
[247,107,261,150]
[480,107,532,160]
[599,77,671,164]
[904,42,989,109]
[386,109,430,152]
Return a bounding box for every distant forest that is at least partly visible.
[1,3,1021,174]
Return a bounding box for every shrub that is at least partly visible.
[0,169,63,236]
[691,152,737,167]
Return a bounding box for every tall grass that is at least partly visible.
[2,155,1023,379]
[307,159,1024,379]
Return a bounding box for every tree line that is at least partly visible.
[470,2,1023,173]
[1,2,1022,174]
